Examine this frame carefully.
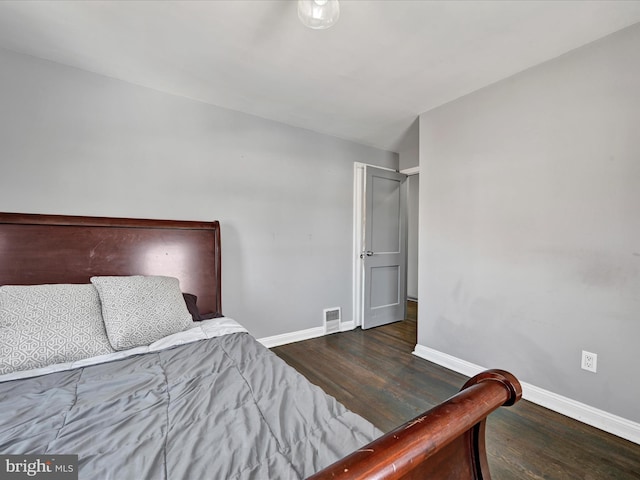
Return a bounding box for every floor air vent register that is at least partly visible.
[323,307,341,334]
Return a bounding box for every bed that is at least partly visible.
[0,212,522,479]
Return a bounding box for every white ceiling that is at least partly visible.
[0,1,639,153]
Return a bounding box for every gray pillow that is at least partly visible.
[0,284,114,375]
[91,275,193,351]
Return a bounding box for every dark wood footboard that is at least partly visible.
[309,369,522,480]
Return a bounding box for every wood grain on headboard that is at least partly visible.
[0,212,222,317]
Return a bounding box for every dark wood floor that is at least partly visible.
[273,302,640,479]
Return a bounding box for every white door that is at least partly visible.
[361,166,407,329]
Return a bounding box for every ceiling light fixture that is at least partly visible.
[298,0,340,30]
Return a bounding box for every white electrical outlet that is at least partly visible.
[581,350,597,373]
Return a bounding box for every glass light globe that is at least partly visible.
[298,0,340,30]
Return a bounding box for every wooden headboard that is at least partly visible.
[0,212,222,317]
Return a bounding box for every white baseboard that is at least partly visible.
[412,344,640,445]
[413,344,481,377]
[340,320,356,332]
[258,327,325,349]
[258,321,357,349]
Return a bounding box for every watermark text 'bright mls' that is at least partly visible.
[0,455,77,479]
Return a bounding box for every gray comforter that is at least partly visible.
[0,332,380,479]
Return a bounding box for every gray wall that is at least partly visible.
[418,24,640,423]
[399,118,419,299]
[0,48,398,339]
[406,174,419,300]
[398,117,419,171]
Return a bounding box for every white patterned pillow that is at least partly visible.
[91,275,193,351]
[0,284,114,375]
